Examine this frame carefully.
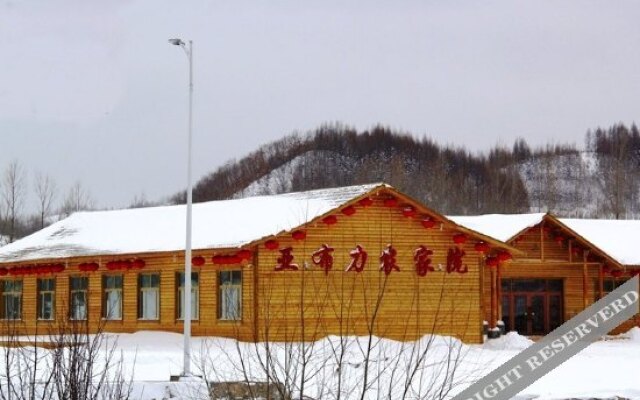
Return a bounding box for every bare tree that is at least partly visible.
[1,161,27,243]
[34,173,57,229]
[61,182,94,217]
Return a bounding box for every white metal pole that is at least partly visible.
[183,39,194,377]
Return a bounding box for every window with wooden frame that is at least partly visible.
[593,278,626,300]
[176,272,199,321]
[0,280,22,320]
[69,276,88,320]
[103,275,123,320]
[218,270,242,321]
[138,273,160,320]
[37,278,56,321]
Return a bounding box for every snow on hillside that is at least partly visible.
[233,150,355,198]
[518,151,605,217]
[2,330,640,399]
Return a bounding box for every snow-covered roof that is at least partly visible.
[0,183,386,263]
[560,218,640,267]
[447,214,546,243]
[449,213,640,267]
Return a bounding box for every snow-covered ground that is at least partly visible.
[2,329,639,399]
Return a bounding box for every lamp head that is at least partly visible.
[168,38,184,46]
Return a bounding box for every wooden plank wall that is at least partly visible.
[255,194,484,344]
[482,226,600,325]
[0,251,256,341]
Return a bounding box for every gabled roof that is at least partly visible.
[0,183,519,264]
[0,183,386,262]
[450,212,640,267]
[560,218,640,267]
[448,214,546,243]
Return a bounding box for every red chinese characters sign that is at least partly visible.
[414,245,434,277]
[312,244,334,275]
[274,247,299,271]
[379,245,400,275]
[446,247,468,274]
[346,245,368,273]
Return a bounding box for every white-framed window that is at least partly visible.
[218,270,242,321]
[69,276,88,320]
[1,280,22,320]
[177,272,199,321]
[103,275,123,320]
[138,273,160,320]
[37,278,56,320]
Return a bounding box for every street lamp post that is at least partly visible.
[169,38,194,377]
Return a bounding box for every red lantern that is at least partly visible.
[497,251,512,262]
[474,242,490,254]
[571,246,581,256]
[322,215,338,225]
[421,218,436,229]
[106,261,119,270]
[453,234,467,245]
[602,264,611,274]
[341,206,356,216]
[237,249,252,260]
[611,269,623,278]
[358,197,373,207]
[402,206,416,218]
[0,268,7,276]
[485,257,498,267]
[132,259,145,269]
[383,198,398,207]
[291,230,306,241]
[192,256,205,266]
[628,269,640,277]
[212,255,242,265]
[265,240,279,250]
[53,264,65,273]
[84,262,99,272]
[554,235,565,244]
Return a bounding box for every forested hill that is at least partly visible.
[176,123,640,218]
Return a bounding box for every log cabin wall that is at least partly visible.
[0,250,256,341]
[0,187,508,344]
[482,224,601,331]
[255,193,484,344]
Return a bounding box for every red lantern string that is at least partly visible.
[341,206,356,216]
[78,262,99,272]
[453,234,467,244]
[383,197,398,207]
[192,256,206,266]
[497,251,512,262]
[474,242,490,254]
[402,206,416,218]
[291,230,306,241]
[212,255,243,265]
[485,257,498,267]
[322,215,338,225]
[358,197,373,207]
[237,249,252,260]
[421,218,436,229]
[265,240,279,250]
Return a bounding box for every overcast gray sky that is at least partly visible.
[1,0,639,212]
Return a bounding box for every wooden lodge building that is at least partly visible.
[0,183,638,344]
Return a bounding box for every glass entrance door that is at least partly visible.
[501,279,563,336]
